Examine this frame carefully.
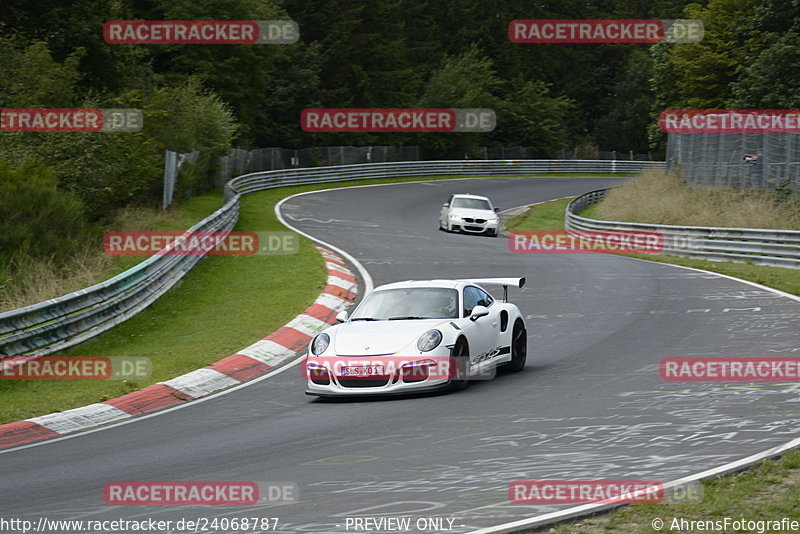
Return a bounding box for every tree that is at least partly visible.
[416,45,502,158]
[733,31,800,107]
[491,79,574,156]
[0,38,83,107]
[595,48,654,153]
[663,0,758,108]
[731,0,800,107]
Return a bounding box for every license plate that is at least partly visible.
[341,365,384,377]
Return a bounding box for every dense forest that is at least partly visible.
[1,0,799,281]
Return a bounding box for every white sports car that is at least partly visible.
[304,278,527,396]
[439,194,501,237]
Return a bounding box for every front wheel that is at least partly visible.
[450,338,470,391]
[507,320,527,372]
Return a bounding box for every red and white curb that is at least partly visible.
[0,247,357,449]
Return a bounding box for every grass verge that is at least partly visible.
[594,172,800,229]
[0,173,627,423]
[505,198,574,232]
[532,450,800,533]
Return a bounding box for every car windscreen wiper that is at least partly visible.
[387,316,434,320]
[351,317,380,321]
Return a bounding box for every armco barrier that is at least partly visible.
[0,159,663,360]
[0,201,238,362]
[224,159,663,201]
[565,189,800,269]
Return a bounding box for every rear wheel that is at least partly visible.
[450,338,470,391]
[507,320,527,372]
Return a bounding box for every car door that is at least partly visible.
[462,286,499,372]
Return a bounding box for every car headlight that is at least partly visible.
[449,214,462,221]
[417,329,443,352]
[488,217,499,224]
[311,333,330,355]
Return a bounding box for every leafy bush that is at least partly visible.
[0,159,98,268]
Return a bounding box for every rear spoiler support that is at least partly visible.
[459,277,525,302]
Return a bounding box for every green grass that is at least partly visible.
[0,173,628,423]
[533,450,800,533]
[505,198,574,231]
[580,203,600,220]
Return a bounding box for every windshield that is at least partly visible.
[350,288,459,320]
[451,197,492,210]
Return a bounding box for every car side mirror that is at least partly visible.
[470,305,490,321]
[336,310,348,323]
[443,203,449,207]
[494,207,500,212]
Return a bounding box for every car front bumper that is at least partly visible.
[304,353,455,396]
[452,219,499,234]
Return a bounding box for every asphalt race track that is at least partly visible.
[2,176,800,534]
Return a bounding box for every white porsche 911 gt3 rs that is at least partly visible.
[304,278,527,396]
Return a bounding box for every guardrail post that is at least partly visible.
[163,150,178,210]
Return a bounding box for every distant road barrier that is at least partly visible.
[223,159,663,201]
[566,189,800,269]
[0,159,662,360]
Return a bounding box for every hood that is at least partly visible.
[332,319,447,356]
[450,207,496,218]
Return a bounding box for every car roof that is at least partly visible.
[451,193,491,200]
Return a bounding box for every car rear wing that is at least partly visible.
[459,277,525,302]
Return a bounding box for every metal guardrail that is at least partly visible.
[0,159,662,360]
[224,159,664,201]
[565,189,800,269]
[0,201,239,361]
